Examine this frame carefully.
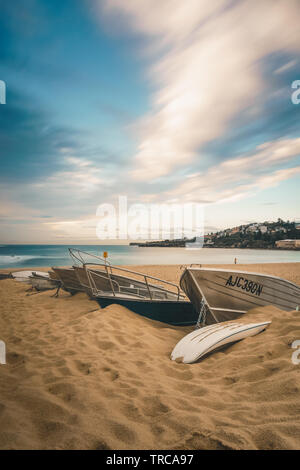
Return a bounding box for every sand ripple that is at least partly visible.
[0,263,300,449]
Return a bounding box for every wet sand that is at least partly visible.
[0,263,299,449]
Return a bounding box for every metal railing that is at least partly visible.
[85,264,184,301]
[69,248,111,267]
[68,248,185,301]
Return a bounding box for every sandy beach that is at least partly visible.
[0,262,300,450]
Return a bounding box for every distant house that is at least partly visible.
[295,223,300,230]
[229,227,240,235]
[259,225,268,234]
[275,239,300,249]
[247,224,259,233]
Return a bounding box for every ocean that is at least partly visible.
[0,244,299,269]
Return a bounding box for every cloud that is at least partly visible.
[274,59,297,75]
[0,89,79,183]
[100,0,300,182]
[33,155,109,192]
[162,137,300,204]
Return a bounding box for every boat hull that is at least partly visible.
[180,268,300,323]
[94,295,198,326]
[171,320,271,363]
[30,277,59,291]
[73,266,95,297]
[52,267,85,294]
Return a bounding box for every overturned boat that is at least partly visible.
[171,320,271,363]
[180,267,300,324]
[12,270,50,283]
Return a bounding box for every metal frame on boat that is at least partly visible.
[69,249,198,326]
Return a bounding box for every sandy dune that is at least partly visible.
[0,263,300,449]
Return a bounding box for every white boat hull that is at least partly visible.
[12,271,49,283]
[171,320,271,363]
[30,276,59,291]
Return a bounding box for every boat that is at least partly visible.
[0,272,12,280]
[29,272,60,292]
[68,249,197,326]
[51,267,85,295]
[85,265,197,326]
[171,320,271,363]
[73,265,94,297]
[73,265,114,298]
[11,270,50,283]
[180,267,300,324]
[71,249,170,298]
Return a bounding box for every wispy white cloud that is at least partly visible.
[100,0,300,183]
[32,155,111,192]
[274,59,297,75]
[164,137,300,204]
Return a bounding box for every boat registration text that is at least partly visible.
[225,275,263,296]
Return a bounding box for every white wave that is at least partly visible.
[0,255,40,265]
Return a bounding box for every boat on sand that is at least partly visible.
[180,267,300,325]
[171,320,271,363]
[69,249,197,326]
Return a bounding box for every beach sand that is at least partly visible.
[0,263,299,450]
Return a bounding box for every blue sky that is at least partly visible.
[0,0,300,243]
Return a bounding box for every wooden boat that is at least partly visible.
[171,320,271,363]
[180,267,300,324]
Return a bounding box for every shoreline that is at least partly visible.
[1,260,300,273]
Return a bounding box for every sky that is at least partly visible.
[0,0,300,243]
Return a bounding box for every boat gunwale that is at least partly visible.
[91,292,192,304]
[181,267,300,291]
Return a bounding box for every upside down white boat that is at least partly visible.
[11,271,50,283]
[171,320,271,364]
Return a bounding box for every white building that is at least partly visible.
[259,225,268,234]
[276,239,300,249]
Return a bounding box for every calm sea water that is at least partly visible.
[0,244,299,269]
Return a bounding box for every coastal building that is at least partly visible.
[259,225,268,234]
[229,227,240,235]
[275,239,300,249]
[247,224,259,233]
